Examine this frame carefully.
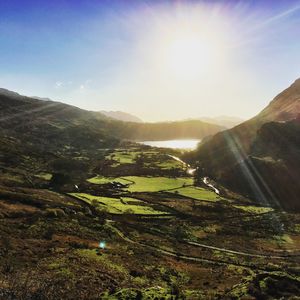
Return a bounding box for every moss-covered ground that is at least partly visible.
[1,146,299,299]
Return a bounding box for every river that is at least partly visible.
[168,155,220,195]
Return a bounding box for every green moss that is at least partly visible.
[102,287,204,299]
[34,173,52,180]
[293,224,300,233]
[56,267,74,279]
[272,234,293,244]
[76,249,127,275]
[233,205,273,214]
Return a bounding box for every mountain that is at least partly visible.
[199,116,244,128]
[0,88,24,99]
[0,89,122,183]
[117,119,224,141]
[100,110,143,123]
[188,78,300,211]
[0,88,223,142]
[0,88,224,177]
[32,96,54,101]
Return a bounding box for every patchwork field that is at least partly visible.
[169,186,223,202]
[124,176,193,192]
[87,175,194,192]
[70,193,168,215]
[1,145,300,299]
[87,176,132,185]
[105,149,185,170]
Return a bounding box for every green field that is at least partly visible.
[152,159,183,169]
[122,176,193,192]
[105,150,184,170]
[34,173,52,180]
[70,193,168,215]
[87,176,131,185]
[169,186,222,202]
[106,150,139,165]
[233,205,273,214]
[87,175,193,192]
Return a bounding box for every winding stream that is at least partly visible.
[168,155,220,195]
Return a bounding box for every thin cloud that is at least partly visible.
[248,3,300,34]
[54,81,73,89]
[54,81,63,88]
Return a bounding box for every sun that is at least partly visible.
[140,12,230,83]
[165,33,220,80]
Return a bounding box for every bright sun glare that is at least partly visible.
[166,34,215,78]
[153,22,226,81]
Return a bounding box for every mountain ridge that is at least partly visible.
[100,110,143,123]
[0,87,224,148]
[188,78,300,211]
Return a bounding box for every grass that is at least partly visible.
[87,176,131,185]
[272,234,293,244]
[34,173,52,180]
[169,186,221,202]
[105,150,140,165]
[70,193,168,215]
[122,176,193,192]
[76,249,128,275]
[102,287,176,299]
[87,175,193,192]
[233,205,273,214]
[153,160,183,170]
[105,150,184,170]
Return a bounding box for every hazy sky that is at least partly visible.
[0,0,300,122]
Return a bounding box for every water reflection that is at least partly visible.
[139,139,200,150]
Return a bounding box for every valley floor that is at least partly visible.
[0,146,300,299]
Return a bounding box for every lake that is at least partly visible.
[139,139,201,150]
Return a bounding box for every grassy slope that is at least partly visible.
[70,193,168,215]
[169,186,223,202]
[87,175,193,192]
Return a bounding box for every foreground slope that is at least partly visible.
[188,79,300,211]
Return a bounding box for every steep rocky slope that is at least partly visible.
[188,79,300,211]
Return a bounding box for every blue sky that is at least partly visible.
[0,0,300,121]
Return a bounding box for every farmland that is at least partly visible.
[1,145,300,299]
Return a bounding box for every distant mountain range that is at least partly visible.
[199,116,244,128]
[0,89,223,154]
[100,111,243,128]
[188,78,300,211]
[100,110,143,123]
[0,87,225,189]
[32,96,54,101]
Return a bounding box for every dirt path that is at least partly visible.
[184,240,299,259]
[106,221,295,271]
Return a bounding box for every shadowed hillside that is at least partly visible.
[0,89,223,143]
[100,110,143,123]
[187,79,300,211]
